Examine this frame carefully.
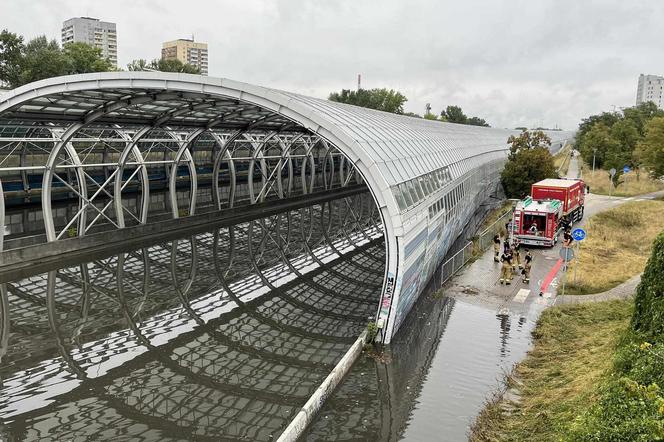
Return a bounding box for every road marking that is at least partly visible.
[539,258,563,295]
[513,288,530,303]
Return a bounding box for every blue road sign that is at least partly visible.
[572,228,586,241]
[623,165,630,174]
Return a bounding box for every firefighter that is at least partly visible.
[563,228,573,248]
[493,234,501,262]
[529,221,538,236]
[522,250,533,283]
[512,239,522,270]
[560,215,571,232]
[500,249,513,285]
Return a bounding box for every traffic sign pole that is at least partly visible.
[570,228,586,285]
[574,240,579,284]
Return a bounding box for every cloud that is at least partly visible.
[3,0,663,129]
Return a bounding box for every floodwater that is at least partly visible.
[306,252,537,441]
[0,194,386,441]
[1,188,537,441]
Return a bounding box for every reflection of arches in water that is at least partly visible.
[0,199,385,440]
[307,297,458,441]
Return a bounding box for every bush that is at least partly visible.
[568,378,664,441]
[632,231,664,341]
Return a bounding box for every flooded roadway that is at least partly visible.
[1,157,623,441]
[0,193,385,441]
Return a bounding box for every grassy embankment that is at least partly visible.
[470,201,513,259]
[553,144,572,177]
[581,164,664,197]
[471,232,664,441]
[561,200,664,295]
[470,300,633,441]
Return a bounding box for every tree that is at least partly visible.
[506,129,552,156]
[18,36,70,86]
[500,130,556,198]
[127,58,201,74]
[328,88,407,114]
[153,58,201,74]
[439,105,490,126]
[63,42,113,74]
[0,30,25,88]
[440,105,467,124]
[632,230,664,340]
[127,59,150,71]
[423,112,439,121]
[623,102,664,136]
[467,116,490,127]
[0,30,114,88]
[636,117,664,179]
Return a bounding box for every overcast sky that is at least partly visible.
[3,0,663,129]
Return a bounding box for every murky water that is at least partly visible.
[0,195,385,441]
[1,184,529,441]
[306,266,536,441]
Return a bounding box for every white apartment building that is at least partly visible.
[62,17,117,67]
[636,74,664,108]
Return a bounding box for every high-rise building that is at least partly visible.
[162,39,208,76]
[62,17,118,67]
[636,74,664,108]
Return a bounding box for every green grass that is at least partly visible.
[581,164,664,197]
[470,300,633,442]
[554,144,572,176]
[561,200,664,295]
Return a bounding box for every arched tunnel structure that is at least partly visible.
[0,72,574,346]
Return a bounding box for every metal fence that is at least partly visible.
[440,241,474,285]
[478,208,513,251]
[437,203,516,287]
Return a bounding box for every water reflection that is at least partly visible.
[306,271,537,441]
[0,194,385,441]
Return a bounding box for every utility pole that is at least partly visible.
[357,74,361,91]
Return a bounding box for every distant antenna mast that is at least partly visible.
[357,74,361,91]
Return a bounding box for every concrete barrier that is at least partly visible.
[277,329,369,441]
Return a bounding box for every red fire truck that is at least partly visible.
[510,178,585,247]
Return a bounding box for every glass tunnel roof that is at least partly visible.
[0,72,574,190]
